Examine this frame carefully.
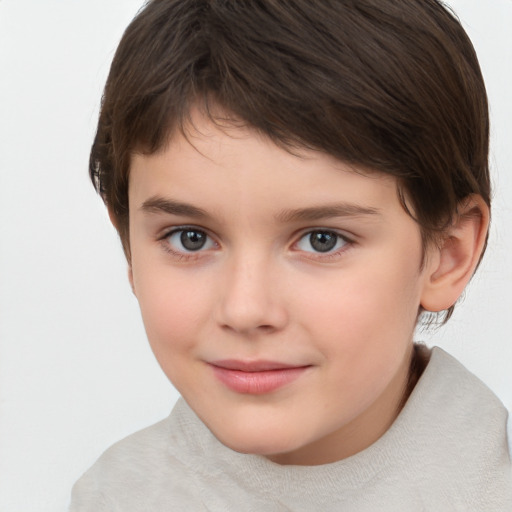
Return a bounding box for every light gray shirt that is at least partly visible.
[70,347,512,511]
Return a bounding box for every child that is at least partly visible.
[70,0,512,509]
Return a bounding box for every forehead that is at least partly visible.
[128,110,411,230]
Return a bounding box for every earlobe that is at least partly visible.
[420,195,489,312]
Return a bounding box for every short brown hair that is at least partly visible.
[90,0,490,318]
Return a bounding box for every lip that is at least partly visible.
[209,360,311,394]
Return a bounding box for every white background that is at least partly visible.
[0,1,511,510]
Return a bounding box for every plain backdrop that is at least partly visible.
[0,1,511,510]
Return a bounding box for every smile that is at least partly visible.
[209,360,311,394]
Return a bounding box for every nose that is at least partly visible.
[216,252,289,336]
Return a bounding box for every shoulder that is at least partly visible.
[419,347,506,418]
[69,401,207,511]
[69,417,169,510]
[508,412,512,459]
[396,347,512,508]
[415,347,509,447]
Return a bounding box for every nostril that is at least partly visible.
[221,323,276,334]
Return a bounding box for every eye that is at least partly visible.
[296,230,348,253]
[165,228,216,252]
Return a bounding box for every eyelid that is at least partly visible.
[159,224,215,241]
[157,225,354,260]
[291,228,355,258]
[159,225,219,257]
[293,227,354,243]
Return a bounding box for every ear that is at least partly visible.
[420,195,489,312]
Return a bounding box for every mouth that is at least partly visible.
[208,360,312,394]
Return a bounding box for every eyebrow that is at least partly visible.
[140,196,381,223]
[275,204,381,222]
[140,197,208,218]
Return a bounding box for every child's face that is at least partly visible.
[128,110,435,465]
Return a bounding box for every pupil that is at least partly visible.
[180,230,206,251]
[310,231,337,252]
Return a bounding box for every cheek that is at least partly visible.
[133,265,211,352]
[301,266,418,333]
[296,257,421,371]
[296,270,419,415]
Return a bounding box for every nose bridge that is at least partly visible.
[217,246,287,334]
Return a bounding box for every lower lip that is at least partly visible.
[210,365,309,394]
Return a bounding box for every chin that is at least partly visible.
[209,422,298,458]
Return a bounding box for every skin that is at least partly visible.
[126,111,485,466]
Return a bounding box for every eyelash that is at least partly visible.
[292,229,353,261]
[158,226,217,261]
[158,226,354,261]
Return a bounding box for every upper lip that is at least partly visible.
[209,360,309,372]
